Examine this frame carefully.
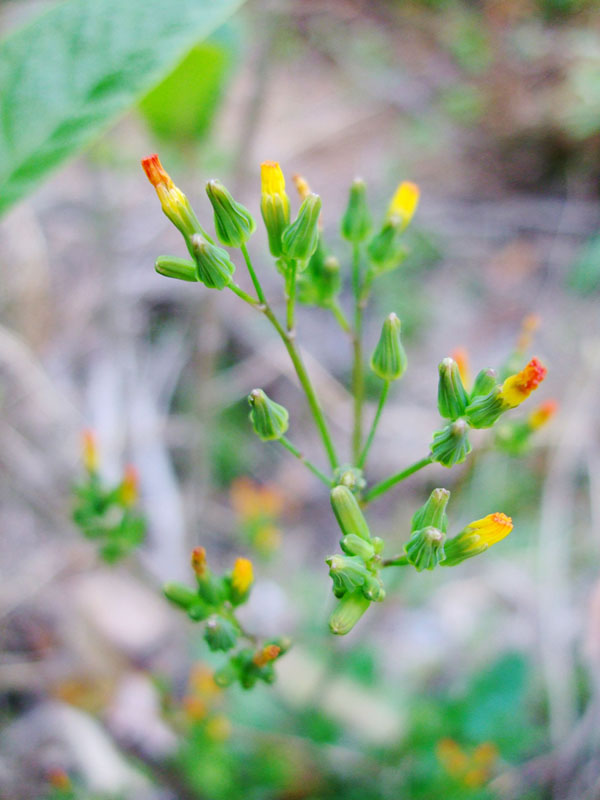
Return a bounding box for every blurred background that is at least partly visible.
[1,0,600,798]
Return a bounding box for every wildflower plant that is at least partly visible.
[92,153,556,687]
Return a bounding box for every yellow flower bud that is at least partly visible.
[386,180,420,230]
[82,429,98,473]
[231,557,254,596]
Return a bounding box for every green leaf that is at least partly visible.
[0,0,244,216]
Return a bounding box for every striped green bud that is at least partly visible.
[329,589,370,635]
[281,193,322,263]
[438,358,469,420]
[341,178,372,243]
[411,488,450,534]
[370,313,407,381]
[330,485,372,541]
[205,179,256,248]
[404,526,446,571]
[190,234,235,290]
[431,419,472,468]
[470,368,498,400]
[204,615,238,652]
[367,224,406,274]
[248,389,289,441]
[340,534,375,560]
[362,574,385,602]
[163,582,198,610]
[465,385,504,429]
[155,255,198,282]
[326,554,370,596]
[260,161,290,257]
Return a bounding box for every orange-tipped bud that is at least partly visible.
[451,347,470,389]
[443,512,513,565]
[82,429,98,473]
[141,154,201,239]
[231,557,253,596]
[528,399,558,430]
[517,313,541,352]
[386,180,420,230]
[292,173,311,200]
[191,546,207,578]
[253,643,281,667]
[119,465,138,507]
[499,357,547,409]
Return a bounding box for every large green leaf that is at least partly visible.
[0,0,244,216]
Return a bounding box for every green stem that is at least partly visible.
[330,302,352,335]
[240,243,266,304]
[351,243,364,463]
[286,260,297,332]
[229,282,260,306]
[278,436,332,486]
[357,381,390,470]
[382,555,409,567]
[363,455,433,504]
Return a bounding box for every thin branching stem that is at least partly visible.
[363,455,433,504]
[241,242,266,304]
[358,380,390,470]
[278,436,333,486]
[351,243,364,463]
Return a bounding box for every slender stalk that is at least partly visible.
[382,555,409,567]
[286,260,297,332]
[357,381,390,470]
[330,302,352,335]
[363,455,433,504]
[228,260,339,472]
[241,243,266,304]
[351,243,364,463]
[278,436,332,486]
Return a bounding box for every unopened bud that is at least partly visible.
[465,386,504,429]
[404,526,446,571]
[431,419,472,467]
[141,154,204,240]
[411,488,450,533]
[341,178,372,243]
[253,644,281,667]
[82,429,99,473]
[333,466,366,494]
[528,399,558,430]
[370,313,407,381]
[191,546,207,578]
[248,389,289,441]
[281,193,322,263]
[229,557,254,605]
[329,589,370,635]
[470,368,497,399]
[163,582,199,610]
[190,235,235,290]
[499,358,547,409]
[204,615,238,652]
[443,513,513,566]
[386,180,420,230]
[260,161,290,257]
[438,358,469,420]
[214,662,238,688]
[330,485,372,541]
[326,554,370,596]
[362,574,386,602]
[340,534,375,560]
[367,223,405,272]
[155,255,198,282]
[206,179,256,248]
[119,465,138,507]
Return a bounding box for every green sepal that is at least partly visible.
[328,589,371,635]
[261,194,290,258]
[281,193,322,263]
[411,488,450,533]
[465,386,505,429]
[341,178,372,243]
[155,255,199,282]
[370,312,407,381]
[190,234,235,290]
[326,554,370,596]
[340,534,376,560]
[330,485,372,541]
[438,358,469,420]
[204,615,238,652]
[431,419,472,467]
[404,526,446,571]
[248,389,289,441]
[205,179,256,248]
[196,573,228,607]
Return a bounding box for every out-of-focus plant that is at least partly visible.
[137,153,554,676]
[230,477,284,558]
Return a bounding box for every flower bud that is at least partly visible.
[253,643,281,667]
[411,488,450,533]
[229,557,254,605]
[333,466,366,494]
[341,178,372,243]
[82,429,99,473]
[528,399,558,430]
[370,313,407,381]
[119,465,138,507]
[205,179,256,248]
[371,536,385,554]
[386,180,420,231]
[470,368,497,400]
[431,419,472,467]
[281,193,322,263]
[404,526,446,571]
[366,223,405,272]
[213,662,238,688]
[260,161,290,257]
[438,358,469,420]
[190,235,235,290]
[362,574,386,602]
[442,513,513,566]
[326,554,370,596]
[155,255,199,282]
[328,589,370,635]
[498,358,547,409]
[191,546,207,578]
[163,581,198,610]
[330,485,372,541]
[248,389,289,441]
[141,154,203,240]
[340,534,376,560]
[297,246,341,308]
[204,615,238,652]
[465,386,504,429]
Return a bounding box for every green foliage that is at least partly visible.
[0,0,244,215]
